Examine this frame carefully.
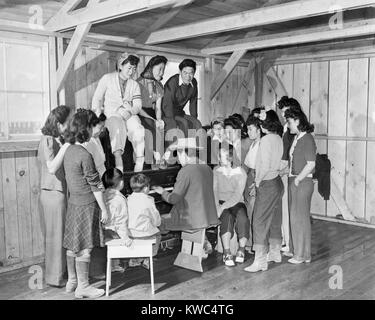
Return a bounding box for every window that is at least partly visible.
[0,38,50,141]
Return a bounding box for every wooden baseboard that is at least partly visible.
[0,256,44,274]
[312,215,375,229]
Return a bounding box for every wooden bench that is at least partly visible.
[105,238,156,296]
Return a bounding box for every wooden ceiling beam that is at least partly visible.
[46,0,189,32]
[202,18,375,55]
[135,0,194,44]
[45,0,86,29]
[210,49,247,100]
[145,0,375,44]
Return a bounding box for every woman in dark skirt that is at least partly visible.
[137,55,168,168]
[38,105,72,287]
[63,110,108,299]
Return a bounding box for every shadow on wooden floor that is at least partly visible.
[1,220,375,300]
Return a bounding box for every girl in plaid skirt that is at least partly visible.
[63,110,109,299]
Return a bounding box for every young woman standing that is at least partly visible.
[38,105,72,287]
[243,115,263,252]
[63,111,108,298]
[284,108,316,264]
[244,110,284,273]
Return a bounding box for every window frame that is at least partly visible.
[0,36,50,143]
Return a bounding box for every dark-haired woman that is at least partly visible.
[137,55,167,167]
[243,115,263,251]
[277,96,302,255]
[38,105,72,287]
[244,109,284,273]
[82,109,107,178]
[207,117,225,165]
[162,58,202,141]
[92,52,144,172]
[284,108,316,264]
[224,116,251,167]
[63,111,108,299]
[214,144,249,266]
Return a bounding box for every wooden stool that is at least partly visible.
[174,228,206,272]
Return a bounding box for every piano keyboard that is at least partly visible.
[149,186,173,195]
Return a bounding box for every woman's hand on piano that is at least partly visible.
[152,185,164,195]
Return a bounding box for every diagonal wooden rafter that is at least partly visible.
[146,0,375,44]
[55,0,100,92]
[56,23,91,92]
[231,56,264,112]
[46,0,192,32]
[202,18,375,55]
[263,62,288,98]
[210,49,247,100]
[135,0,194,44]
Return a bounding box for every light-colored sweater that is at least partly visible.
[84,137,106,178]
[213,166,247,210]
[92,72,142,117]
[255,133,283,185]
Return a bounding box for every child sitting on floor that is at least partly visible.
[102,168,133,272]
[127,173,161,269]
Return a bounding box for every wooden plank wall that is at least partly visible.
[259,56,375,224]
[211,61,254,120]
[64,47,113,110]
[0,151,43,269]
[64,46,251,122]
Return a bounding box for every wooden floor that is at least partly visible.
[1,219,375,300]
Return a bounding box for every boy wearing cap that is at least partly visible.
[92,53,145,172]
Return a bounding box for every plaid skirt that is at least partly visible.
[63,201,104,253]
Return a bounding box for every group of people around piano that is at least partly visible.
[37,50,317,299]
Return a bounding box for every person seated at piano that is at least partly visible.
[153,138,219,255]
[162,59,202,142]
